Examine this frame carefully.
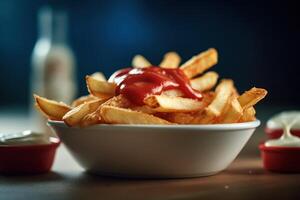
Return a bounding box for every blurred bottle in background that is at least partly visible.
[30,6,76,133]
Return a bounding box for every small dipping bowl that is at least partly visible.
[259,143,300,173]
[0,131,60,174]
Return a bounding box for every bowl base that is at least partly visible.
[85,170,221,179]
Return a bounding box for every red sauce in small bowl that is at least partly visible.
[259,143,300,173]
[0,137,60,174]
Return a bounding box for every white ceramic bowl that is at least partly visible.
[48,120,260,178]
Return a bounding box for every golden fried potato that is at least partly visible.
[190,71,219,92]
[63,99,105,127]
[100,105,172,124]
[159,92,215,124]
[240,107,256,122]
[79,107,102,127]
[91,72,106,81]
[218,96,243,123]
[161,89,183,97]
[101,95,132,108]
[34,94,71,121]
[71,95,98,107]
[238,87,267,109]
[159,52,181,68]
[132,55,152,68]
[180,48,218,78]
[144,95,206,112]
[160,112,195,124]
[194,79,234,123]
[86,75,116,99]
[218,87,266,123]
[131,105,156,114]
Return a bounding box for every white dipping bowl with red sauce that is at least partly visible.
[48,120,260,178]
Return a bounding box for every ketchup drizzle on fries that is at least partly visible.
[109,67,203,105]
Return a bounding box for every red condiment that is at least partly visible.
[0,138,60,174]
[259,143,300,173]
[108,67,202,105]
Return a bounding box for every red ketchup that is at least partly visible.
[108,67,202,105]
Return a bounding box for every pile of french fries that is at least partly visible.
[34,48,267,126]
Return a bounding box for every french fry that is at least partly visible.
[219,87,266,123]
[180,48,218,78]
[162,92,214,124]
[34,94,71,121]
[132,55,152,68]
[159,52,181,68]
[218,96,243,123]
[86,75,116,99]
[91,72,106,81]
[238,87,267,109]
[63,99,105,127]
[161,91,215,118]
[103,95,156,114]
[71,95,98,107]
[232,85,239,97]
[101,95,132,108]
[79,107,102,127]
[131,105,156,114]
[240,107,256,122]
[190,71,219,92]
[161,89,183,97]
[161,112,196,124]
[144,95,206,112]
[100,105,172,124]
[194,79,234,123]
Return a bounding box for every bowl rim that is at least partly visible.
[259,143,300,151]
[0,137,60,149]
[48,119,260,131]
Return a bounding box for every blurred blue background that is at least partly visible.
[0,0,299,108]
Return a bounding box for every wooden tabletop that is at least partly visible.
[0,107,300,200]
[1,151,299,200]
